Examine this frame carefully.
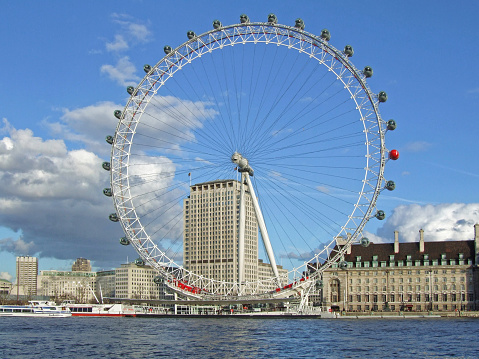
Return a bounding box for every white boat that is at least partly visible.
[0,301,72,317]
[61,301,137,317]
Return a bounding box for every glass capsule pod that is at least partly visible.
[127,86,135,96]
[321,29,331,41]
[363,66,373,78]
[268,13,277,24]
[240,14,249,23]
[105,135,113,145]
[119,237,130,245]
[109,213,119,222]
[103,188,112,197]
[386,180,396,191]
[102,162,111,171]
[143,64,152,73]
[134,258,145,266]
[344,45,354,57]
[187,30,196,39]
[212,20,222,29]
[376,210,386,220]
[360,237,370,247]
[378,91,388,103]
[114,110,122,119]
[387,119,397,131]
[295,18,305,30]
[389,149,400,160]
[164,45,172,54]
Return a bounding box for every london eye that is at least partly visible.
[103,14,398,300]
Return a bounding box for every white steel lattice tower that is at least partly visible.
[183,180,258,293]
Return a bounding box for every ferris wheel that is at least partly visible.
[103,14,398,300]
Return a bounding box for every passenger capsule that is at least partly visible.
[143,64,152,73]
[360,237,370,247]
[376,210,386,220]
[114,110,122,119]
[344,45,354,57]
[164,45,172,54]
[127,86,135,96]
[103,188,112,197]
[119,237,130,245]
[378,91,388,103]
[389,149,400,160]
[212,20,222,29]
[363,66,373,78]
[386,180,396,191]
[109,213,119,222]
[268,13,277,24]
[240,14,249,24]
[295,18,305,30]
[105,135,113,145]
[187,30,196,39]
[339,260,348,269]
[387,119,397,131]
[153,275,162,284]
[320,29,331,41]
[134,258,145,266]
[102,162,111,171]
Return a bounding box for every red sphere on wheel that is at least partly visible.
[389,149,399,160]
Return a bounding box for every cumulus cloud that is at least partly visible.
[0,272,12,281]
[47,101,120,157]
[0,237,35,256]
[106,34,129,52]
[111,13,151,44]
[0,120,132,268]
[365,203,479,244]
[100,56,140,86]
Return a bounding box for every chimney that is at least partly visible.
[475,223,479,265]
[394,231,399,254]
[346,233,352,255]
[419,229,425,253]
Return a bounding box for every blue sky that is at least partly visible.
[1,0,478,282]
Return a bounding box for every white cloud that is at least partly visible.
[0,237,35,256]
[111,13,151,42]
[0,271,12,282]
[366,203,479,243]
[127,23,150,42]
[402,141,432,152]
[47,101,120,157]
[106,34,129,52]
[0,120,129,265]
[100,56,140,86]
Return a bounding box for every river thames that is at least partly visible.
[0,317,477,358]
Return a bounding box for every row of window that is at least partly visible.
[333,292,473,303]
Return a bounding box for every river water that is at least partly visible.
[0,317,477,358]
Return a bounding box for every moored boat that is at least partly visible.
[0,301,71,317]
[61,301,137,317]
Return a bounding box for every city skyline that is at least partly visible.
[1,1,479,282]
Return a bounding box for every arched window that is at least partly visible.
[330,279,341,302]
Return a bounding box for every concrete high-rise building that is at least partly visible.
[72,258,92,272]
[183,180,259,287]
[15,256,38,297]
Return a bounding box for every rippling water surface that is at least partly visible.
[0,317,477,358]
